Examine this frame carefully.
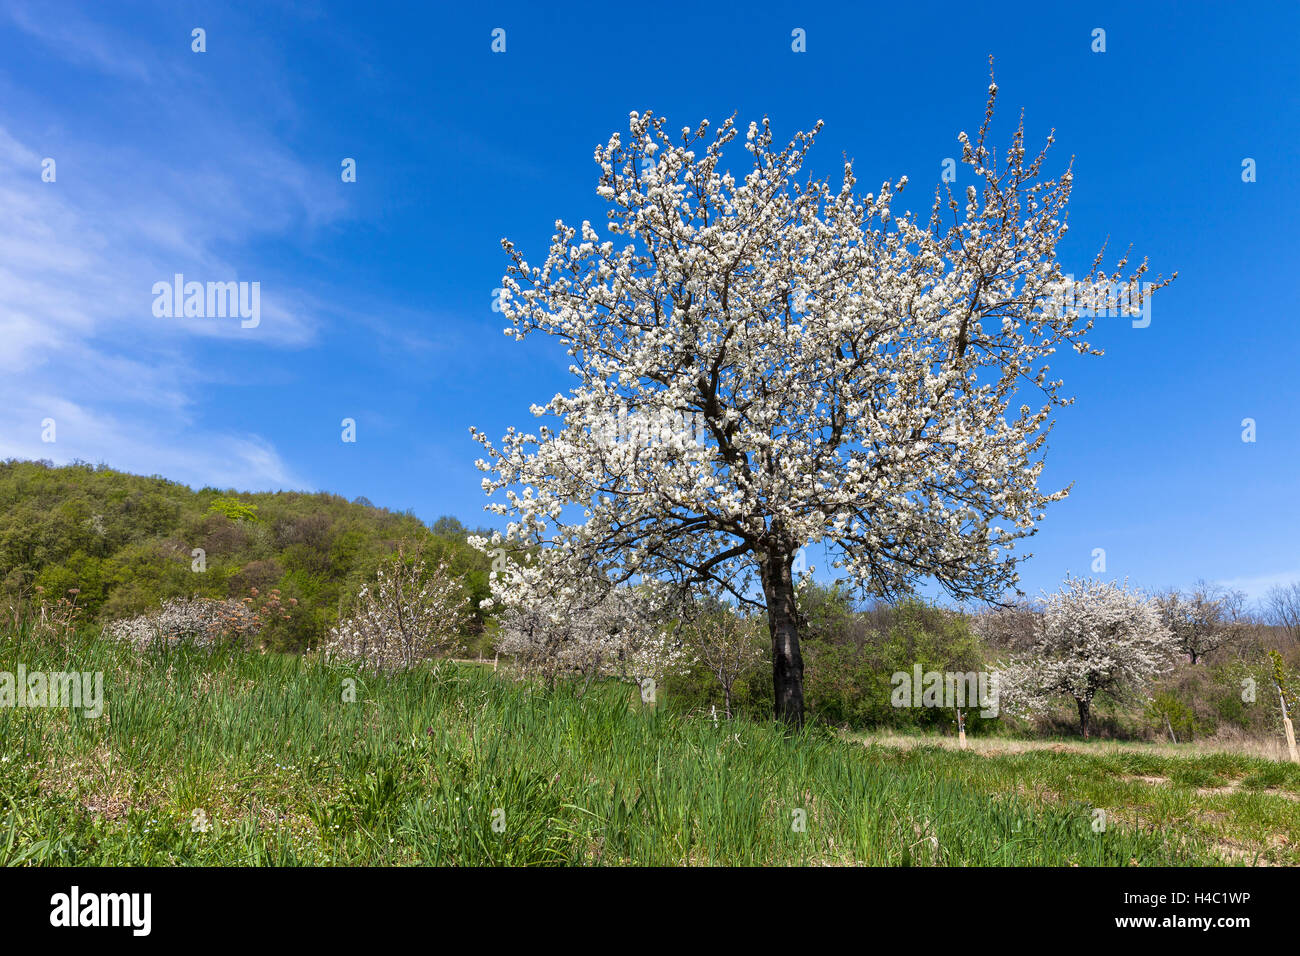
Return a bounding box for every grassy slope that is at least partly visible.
[3,628,1258,866]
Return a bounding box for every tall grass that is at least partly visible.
[0,623,1212,865]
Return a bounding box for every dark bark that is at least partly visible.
[1076,697,1092,739]
[761,550,804,729]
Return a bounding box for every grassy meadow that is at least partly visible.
[4,622,1297,866]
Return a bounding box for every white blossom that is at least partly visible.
[472,82,1172,726]
[105,597,258,651]
[997,577,1176,737]
[322,546,468,672]
[487,553,690,689]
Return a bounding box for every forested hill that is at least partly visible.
[0,459,493,651]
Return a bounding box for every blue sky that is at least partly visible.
[1,0,1296,605]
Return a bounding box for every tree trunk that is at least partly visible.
[723,683,733,720]
[1076,697,1092,739]
[761,550,804,729]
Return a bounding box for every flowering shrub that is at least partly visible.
[321,548,468,671]
[104,597,259,650]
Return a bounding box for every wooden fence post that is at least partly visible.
[1280,687,1300,764]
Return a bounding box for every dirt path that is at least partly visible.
[852,731,1296,761]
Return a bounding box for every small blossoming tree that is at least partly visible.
[472,73,1172,727]
[323,545,468,671]
[998,577,1176,737]
[490,561,690,692]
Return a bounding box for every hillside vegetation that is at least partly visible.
[0,460,492,652]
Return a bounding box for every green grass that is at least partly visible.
[928,751,1300,865]
[0,626,1244,865]
[849,733,1300,865]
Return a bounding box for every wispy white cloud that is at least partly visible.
[0,392,310,491]
[0,119,330,486]
[0,2,480,494]
[1214,569,1300,603]
[3,1,153,81]
[0,3,355,490]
